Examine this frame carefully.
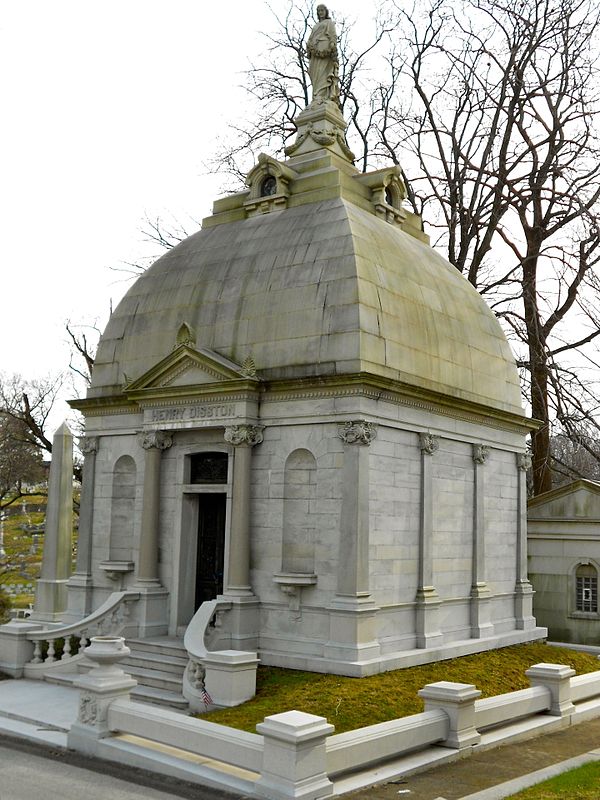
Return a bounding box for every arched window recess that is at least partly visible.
[244,154,298,217]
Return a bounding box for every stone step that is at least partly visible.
[122,665,183,692]
[130,684,189,711]
[125,637,187,660]
[44,672,78,687]
[122,652,188,675]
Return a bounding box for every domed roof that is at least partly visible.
[89,108,524,418]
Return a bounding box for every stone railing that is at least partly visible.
[182,598,259,711]
[67,644,600,799]
[0,591,139,678]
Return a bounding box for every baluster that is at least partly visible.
[110,609,119,632]
[32,641,42,664]
[78,631,88,654]
[46,639,56,663]
[61,636,71,660]
[98,617,107,635]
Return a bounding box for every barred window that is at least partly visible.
[576,564,598,613]
[189,452,228,484]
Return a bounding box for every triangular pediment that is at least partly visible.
[125,345,256,392]
[528,479,600,520]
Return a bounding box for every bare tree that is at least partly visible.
[0,373,64,457]
[0,413,46,510]
[385,0,600,494]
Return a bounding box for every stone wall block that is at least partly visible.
[0,621,42,677]
[256,710,334,800]
[418,681,481,749]
[203,650,260,707]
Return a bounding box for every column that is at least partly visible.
[325,421,380,664]
[65,436,99,620]
[415,433,443,648]
[137,430,172,585]
[223,424,263,596]
[515,452,536,629]
[32,422,74,622]
[470,444,493,638]
[222,424,263,651]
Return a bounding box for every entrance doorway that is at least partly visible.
[195,493,226,609]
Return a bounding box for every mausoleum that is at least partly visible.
[61,94,546,680]
[528,479,600,645]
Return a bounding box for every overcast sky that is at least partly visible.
[1,1,367,428]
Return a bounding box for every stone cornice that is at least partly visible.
[71,371,539,433]
[125,379,261,405]
[68,396,140,417]
[262,373,539,435]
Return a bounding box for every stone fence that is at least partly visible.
[66,637,600,800]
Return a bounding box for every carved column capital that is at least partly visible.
[139,430,173,451]
[224,424,264,447]
[338,420,377,445]
[420,433,439,456]
[517,452,532,472]
[472,444,490,465]
[79,436,99,456]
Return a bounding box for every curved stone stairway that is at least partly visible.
[46,636,190,712]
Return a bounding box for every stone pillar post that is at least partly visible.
[325,421,380,664]
[470,444,493,639]
[68,636,137,757]
[222,424,263,650]
[134,430,171,637]
[515,453,536,630]
[65,436,99,620]
[256,711,334,800]
[526,663,575,717]
[32,422,74,623]
[137,430,172,585]
[415,433,443,648]
[419,681,481,749]
[223,424,263,596]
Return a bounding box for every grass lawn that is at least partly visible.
[505,760,600,798]
[197,642,600,733]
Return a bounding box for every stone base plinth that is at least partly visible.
[31,579,68,623]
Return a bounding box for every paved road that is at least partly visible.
[0,737,244,800]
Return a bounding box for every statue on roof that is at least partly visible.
[306,5,339,106]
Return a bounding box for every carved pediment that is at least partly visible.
[125,344,258,392]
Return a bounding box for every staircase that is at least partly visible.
[46,636,190,712]
[123,637,189,711]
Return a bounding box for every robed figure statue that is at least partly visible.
[306,5,339,105]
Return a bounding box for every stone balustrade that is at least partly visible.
[0,590,139,677]
[63,649,600,799]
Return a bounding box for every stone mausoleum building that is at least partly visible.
[64,60,545,679]
[528,479,600,646]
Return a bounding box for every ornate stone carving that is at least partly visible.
[472,444,490,464]
[224,424,264,447]
[79,692,98,725]
[420,433,439,456]
[174,321,196,349]
[140,430,173,451]
[338,420,377,445]
[517,452,533,471]
[79,436,99,456]
[187,658,206,691]
[240,355,257,378]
